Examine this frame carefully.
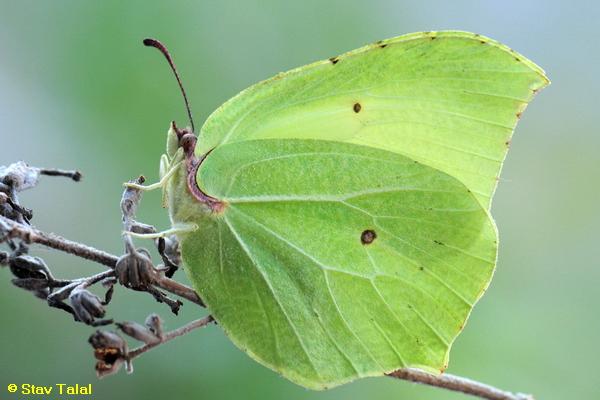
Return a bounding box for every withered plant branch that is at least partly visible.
[152,276,202,305]
[0,215,203,306]
[1,216,117,266]
[127,315,215,360]
[49,270,115,302]
[387,369,533,400]
[39,168,82,181]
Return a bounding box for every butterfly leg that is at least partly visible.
[159,154,171,208]
[124,222,198,240]
[123,159,183,191]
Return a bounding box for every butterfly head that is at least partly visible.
[166,121,196,160]
[145,38,226,216]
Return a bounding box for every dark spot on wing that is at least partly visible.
[360,229,377,245]
[353,102,362,113]
[516,112,522,119]
[433,240,444,245]
[376,40,387,48]
[329,57,339,65]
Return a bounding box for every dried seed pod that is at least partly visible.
[89,330,128,378]
[115,248,157,289]
[0,251,8,265]
[11,277,50,291]
[120,176,144,220]
[116,321,160,345]
[129,221,157,235]
[144,313,164,340]
[162,235,181,264]
[102,279,115,305]
[89,330,126,350]
[9,255,53,299]
[70,288,106,325]
[9,254,52,280]
[157,235,180,278]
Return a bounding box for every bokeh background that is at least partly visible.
[1,1,598,399]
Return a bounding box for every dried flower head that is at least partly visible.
[70,287,108,326]
[89,330,129,378]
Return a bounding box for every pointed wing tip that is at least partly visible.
[437,30,550,85]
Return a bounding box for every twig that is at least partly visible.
[49,270,115,303]
[0,215,203,306]
[154,275,203,306]
[39,168,82,181]
[128,315,214,360]
[2,215,117,266]
[387,369,533,400]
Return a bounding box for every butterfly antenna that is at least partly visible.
[143,38,195,132]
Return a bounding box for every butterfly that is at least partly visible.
[129,31,548,389]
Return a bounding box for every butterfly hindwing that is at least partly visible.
[180,139,496,389]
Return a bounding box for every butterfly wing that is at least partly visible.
[198,31,548,209]
[180,139,496,389]
[176,31,548,388]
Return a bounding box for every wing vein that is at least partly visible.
[222,216,322,378]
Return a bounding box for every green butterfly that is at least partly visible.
[130,31,548,389]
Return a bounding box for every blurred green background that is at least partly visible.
[1,1,598,399]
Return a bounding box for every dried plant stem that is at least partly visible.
[387,369,533,400]
[0,215,203,306]
[54,270,115,295]
[1,216,117,266]
[128,315,214,360]
[39,168,82,181]
[153,276,203,306]
[1,214,534,400]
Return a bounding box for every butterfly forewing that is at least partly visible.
[198,31,548,209]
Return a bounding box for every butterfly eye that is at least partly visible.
[179,134,197,155]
